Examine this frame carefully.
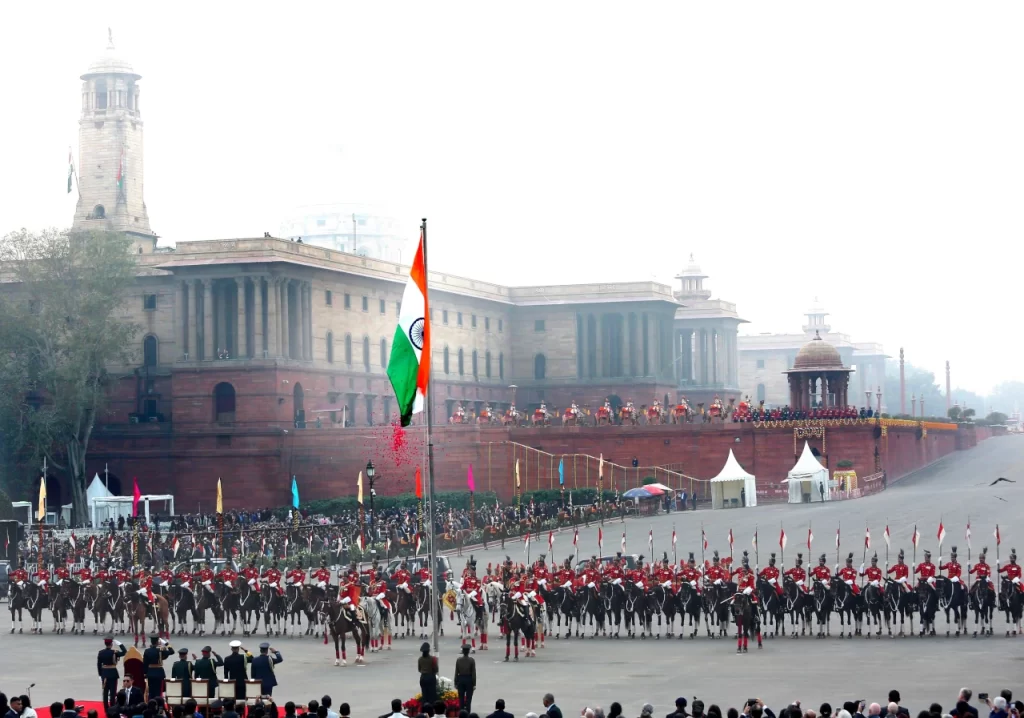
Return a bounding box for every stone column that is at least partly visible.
[305,282,313,360]
[253,276,264,358]
[265,278,278,358]
[177,281,186,359]
[596,313,605,378]
[298,282,308,360]
[281,280,290,359]
[202,279,213,361]
[236,278,246,358]
[619,313,628,377]
[187,280,197,360]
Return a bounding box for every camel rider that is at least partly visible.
[393,560,412,594]
[197,559,216,596]
[603,398,611,413]
[810,554,831,586]
[915,549,938,589]
[570,401,580,417]
[998,549,1024,592]
[837,553,860,595]
[940,547,963,584]
[509,403,517,417]
[652,398,661,412]
[887,549,911,592]
[860,554,883,588]
[455,403,466,419]
[732,552,756,600]
[784,553,808,593]
[758,553,783,596]
[970,549,992,589]
[625,398,635,412]
[242,560,260,589]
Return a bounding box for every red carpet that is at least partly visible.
[32,701,305,718]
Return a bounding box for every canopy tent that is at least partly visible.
[784,441,830,503]
[710,449,757,509]
[12,501,72,526]
[91,494,175,526]
[87,474,117,527]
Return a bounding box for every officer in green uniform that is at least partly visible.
[142,633,175,701]
[192,646,224,698]
[170,647,193,699]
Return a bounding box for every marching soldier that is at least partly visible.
[170,647,193,698]
[250,642,284,697]
[97,635,127,707]
[191,646,224,698]
[888,549,911,592]
[142,633,174,700]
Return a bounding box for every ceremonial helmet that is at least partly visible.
[712,550,720,563]
[636,555,644,565]
[538,554,546,563]
[898,549,905,560]
[688,552,695,565]
[1011,549,1018,562]
[871,553,878,564]
[768,553,776,566]
[662,552,670,565]
[950,546,958,558]
[923,549,931,559]
[741,551,750,567]
[795,553,803,565]
[845,553,854,565]
[321,555,328,567]
[296,558,303,569]
[819,554,827,564]
[980,547,988,560]
[272,559,279,568]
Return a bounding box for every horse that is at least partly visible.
[705,580,735,638]
[456,588,487,652]
[916,581,939,636]
[499,593,536,661]
[393,585,417,637]
[553,585,580,639]
[233,581,262,636]
[650,583,677,638]
[577,585,605,638]
[285,583,308,635]
[882,579,917,637]
[126,593,170,645]
[829,576,860,638]
[756,577,785,638]
[64,580,91,634]
[47,584,69,633]
[969,578,996,636]
[998,579,1024,636]
[934,576,967,637]
[24,582,50,634]
[729,591,761,652]
[169,584,197,635]
[861,581,884,638]
[93,581,126,635]
[194,584,223,636]
[260,584,286,637]
[782,577,813,637]
[8,582,29,633]
[360,594,384,652]
[810,578,833,638]
[414,582,442,639]
[674,582,703,639]
[324,600,368,666]
[601,581,626,638]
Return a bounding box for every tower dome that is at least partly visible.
[674,253,711,300]
[793,331,844,370]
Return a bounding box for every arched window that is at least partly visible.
[362,336,370,371]
[458,348,465,376]
[757,383,766,403]
[326,332,334,363]
[345,334,352,365]
[213,382,236,423]
[499,352,504,380]
[485,351,492,378]
[472,350,478,378]
[92,204,106,219]
[380,338,388,369]
[443,346,450,374]
[143,335,158,367]
[534,353,546,380]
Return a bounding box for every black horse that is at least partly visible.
[577,585,605,638]
[756,577,785,638]
[968,578,995,636]
[675,582,703,639]
[862,582,884,638]
[830,577,862,638]
[916,581,939,636]
[601,581,626,638]
[934,577,967,636]
[650,583,677,638]
[782,576,813,637]
[500,594,536,662]
[704,581,735,638]
[811,578,833,638]
[882,579,917,637]
[553,586,579,639]
[998,579,1024,636]
[730,592,761,652]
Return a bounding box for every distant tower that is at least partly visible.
[71,30,156,252]
[673,254,712,300]
[802,297,831,335]
[899,348,906,415]
[945,360,951,412]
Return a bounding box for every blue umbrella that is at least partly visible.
[622,486,654,499]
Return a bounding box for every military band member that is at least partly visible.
[97,635,127,707]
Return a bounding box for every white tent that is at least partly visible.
[710,449,757,509]
[87,474,117,528]
[91,494,175,526]
[785,441,830,503]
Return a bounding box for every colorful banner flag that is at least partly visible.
[966,521,972,549]
[911,525,921,547]
[548,531,554,553]
[558,458,564,485]
[215,478,223,514]
[752,529,758,551]
[291,476,300,509]
[937,522,946,544]
[672,529,677,549]
[357,471,364,506]
[884,525,891,548]
[649,527,654,550]
[995,524,1001,546]
[386,228,430,425]
[702,528,708,551]
[37,476,47,521]
[87,536,96,556]
[415,466,423,499]
[69,533,77,550]
[864,526,870,549]
[598,527,604,553]
[836,526,841,548]
[467,464,475,493]
[807,527,814,550]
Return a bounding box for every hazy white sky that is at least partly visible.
[1,2,1020,394]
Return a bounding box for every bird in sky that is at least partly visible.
[989,477,1016,486]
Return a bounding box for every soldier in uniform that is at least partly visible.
[837,553,860,594]
[915,549,938,590]
[155,564,174,595]
[263,559,284,596]
[191,646,224,698]
[285,559,306,596]
[860,554,883,589]
[678,553,702,594]
[970,548,992,587]
[54,559,71,587]
[888,549,911,592]
[223,640,253,699]
[705,551,728,588]
[311,557,333,600]
[731,552,756,598]
[170,647,193,698]
[810,554,832,586]
[250,642,283,697]
[784,553,808,593]
[142,633,174,700]
[653,554,674,592]
[758,553,783,595]
[998,549,1023,592]
[393,560,412,594]
[242,559,261,589]
[939,546,963,584]
[96,635,127,707]
[195,560,216,597]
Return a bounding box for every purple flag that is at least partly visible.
[467,464,476,493]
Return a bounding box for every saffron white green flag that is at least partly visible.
[387,230,430,426]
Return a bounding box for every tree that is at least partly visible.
[947,406,962,422]
[963,408,976,420]
[0,228,139,523]
[986,411,1008,425]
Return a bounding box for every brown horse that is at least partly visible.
[325,600,368,666]
[127,593,170,645]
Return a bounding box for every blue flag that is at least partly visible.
[558,458,564,485]
[291,476,300,509]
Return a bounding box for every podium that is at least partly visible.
[122,647,145,690]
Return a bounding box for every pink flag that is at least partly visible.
[131,478,142,517]
[467,464,476,493]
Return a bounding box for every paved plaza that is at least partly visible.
[3,437,1024,714]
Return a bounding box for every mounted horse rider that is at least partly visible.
[915,549,938,592]
[758,553,783,595]
[263,559,284,596]
[196,559,216,598]
[997,548,1024,593]
[861,553,883,588]
[837,553,860,595]
[74,558,95,586]
[605,553,626,588]
[135,564,157,608]
[731,551,757,601]
[704,550,729,589]
[242,559,261,590]
[54,556,72,587]
[393,559,413,595]
[286,559,306,593]
[940,546,964,585]
[215,561,238,598]
[888,549,912,592]
[462,560,485,609]
[678,553,701,594]
[368,566,391,611]
[970,548,992,588]
[10,560,30,592]
[311,556,333,601]
[810,554,831,586]
[653,554,674,592]
[155,565,174,595]
[338,564,361,621]
[363,557,381,583]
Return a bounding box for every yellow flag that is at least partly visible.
[357,471,364,505]
[37,477,47,521]
[216,478,223,514]
[599,453,604,478]
[515,459,520,488]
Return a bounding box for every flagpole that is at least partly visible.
[700,521,705,569]
[912,523,917,568]
[421,218,441,656]
[650,525,654,565]
[885,517,889,573]
[754,524,759,570]
[836,520,840,569]
[780,523,785,570]
[672,523,677,566]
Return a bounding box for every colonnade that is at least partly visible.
[676,327,738,387]
[575,311,674,380]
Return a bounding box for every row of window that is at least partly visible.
[430,309,504,333]
[326,333,389,370]
[326,290,400,318]
[441,347,505,381]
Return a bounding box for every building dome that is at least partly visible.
[81,32,140,80]
[793,331,844,370]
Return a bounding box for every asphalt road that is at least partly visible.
[3,437,1023,716]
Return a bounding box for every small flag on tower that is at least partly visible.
[598,528,604,552]
[836,526,841,548]
[621,531,626,553]
[649,527,654,550]
[702,528,708,551]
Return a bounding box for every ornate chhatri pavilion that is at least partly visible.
[784,332,854,411]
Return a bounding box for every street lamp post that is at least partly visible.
[366,460,377,540]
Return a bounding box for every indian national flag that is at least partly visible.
[387,229,430,426]
[67,151,74,194]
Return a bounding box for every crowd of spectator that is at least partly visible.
[731,404,874,423]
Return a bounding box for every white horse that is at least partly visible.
[456,584,489,652]
[360,596,384,652]
[485,582,505,625]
